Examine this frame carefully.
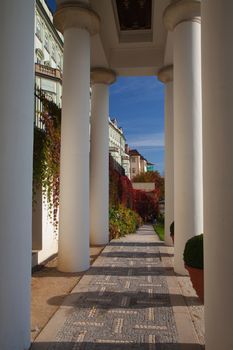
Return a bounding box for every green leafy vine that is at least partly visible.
[33,90,61,229]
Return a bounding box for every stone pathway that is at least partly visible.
[32,225,204,350]
[31,246,104,341]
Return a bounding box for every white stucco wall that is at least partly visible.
[32,188,58,267]
[38,199,58,264]
[132,182,155,192]
[130,155,141,178]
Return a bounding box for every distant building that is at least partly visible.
[147,162,155,172]
[109,118,130,178]
[140,155,148,174]
[129,149,141,178]
[129,149,149,179]
[35,0,63,127]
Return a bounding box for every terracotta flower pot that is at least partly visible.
[185,264,204,303]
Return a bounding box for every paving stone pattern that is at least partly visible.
[47,225,179,349]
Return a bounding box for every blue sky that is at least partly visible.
[109,77,164,174]
[47,0,56,12]
[46,0,165,174]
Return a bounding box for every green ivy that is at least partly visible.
[33,91,61,229]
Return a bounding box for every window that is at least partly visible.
[44,60,51,67]
[132,168,136,174]
[51,43,56,61]
[36,19,42,40]
[35,48,44,64]
[44,91,56,103]
[57,54,61,68]
[131,157,136,163]
[44,32,50,52]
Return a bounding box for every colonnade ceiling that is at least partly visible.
[90,0,170,76]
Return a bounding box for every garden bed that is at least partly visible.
[153,222,164,241]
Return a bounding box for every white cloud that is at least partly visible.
[127,133,164,148]
[110,77,164,103]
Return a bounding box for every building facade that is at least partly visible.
[129,149,148,179]
[147,162,155,172]
[109,118,130,178]
[35,0,63,111]
[140,156,148,173]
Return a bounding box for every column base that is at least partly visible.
[90,239,109,247]
[174,264,189,276]
[58,262,90,273]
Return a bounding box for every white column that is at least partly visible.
[90,68,116,245]
[0,1,35,349]
[158,65,174,246]
[202,2,233,349]
[164,0,203,275]
[54,4,100,272]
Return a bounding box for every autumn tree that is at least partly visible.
[132,171,164,200]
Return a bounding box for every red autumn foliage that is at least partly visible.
[132,189,159,221]
[132,170,164,200]
[109,155,161,221]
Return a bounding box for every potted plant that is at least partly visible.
[183,234,204,303]
[170,221,174,244]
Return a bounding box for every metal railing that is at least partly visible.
[109,146,119,153]
[34,93,45,130]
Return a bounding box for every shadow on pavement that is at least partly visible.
[109,242,165,247]
[85,266,175,276]
[31,341,204,350]
[47,290,199,308]
[34,266,177,278]
[101,251,173,259]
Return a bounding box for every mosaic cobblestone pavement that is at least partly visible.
[33,225,195,350]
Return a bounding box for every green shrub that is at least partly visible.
[183,234,203,269]
[153,223,164,241]
[109,205,142,240]
[157,214,164,225]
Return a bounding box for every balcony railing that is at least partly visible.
[109,146,119,153]
[35,63,62,80]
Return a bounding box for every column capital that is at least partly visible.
[163,0,201,31]
[54,3,100,35]
[157,65,173,83]
[91,67,116,85]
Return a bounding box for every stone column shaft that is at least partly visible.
[90,68,116,245]
[0,1,35,349]
[158,65,174,246]
[164,0,203,275]
[54,3,100,272]
[202,1,233,349]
